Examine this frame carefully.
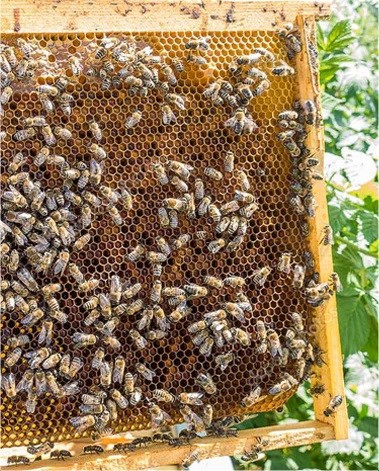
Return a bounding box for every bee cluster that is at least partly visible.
[203,44,295,135]
[1,29,342,458]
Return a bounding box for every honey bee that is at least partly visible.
[108,206,121,226]
[203,275,224,290]
[324,395,343,416]
[252,266,271,286]
[8,151,27,175]
[53,126,73,141]
[192,179,204,202]
[125,111,142,129]
[5,347,22,367]
[197,195,211,217]
[220,201,240,216]
[277,252,291,274]
[303,99,317,125]
[241,386,263,407]
[157,206,170,227]
[170,175,188,193]
[71,233,90,252]
[214,352,234,373]
[267,330,282,357]
[98,360,112,388]
[24,390,38,414]
[203,166,223,182]
[136,362,155,381]
[283,138,301,156]
[180,405,205,433]
[90,347,105,370]
[184,284,208,298]
[182,449,201,468]
[70,415,96,433]
[7,334,30,349]
[292,264,305,289]
[109,299,131,316]
[268,379,292,395]
[224,276,245,289]
[165,92,186,110]
[42,352,62,370]
[185,36,210,50]
[112,356,126,384]
[278,110,298,120]
[290,312,304,332]
[129,387,143,406]
[89,159,102,186]
[13,127,36,141]
[168,303,191,322]
[309,383,326,397]
[39,123,56,145]
[147,251,167,263]
[152,163,169,185]
[1,372,16,398]
[50,450,73,460]
[188,320,207,334]
[130,329,148,350]
[207,238,226,254]
[83,307,99,325]
[73,332,97,348]
[149,403,172,429]
[110,389,129,409]
[127,244,145,262]
[232,327,251,346]
[89,143,107,160]
[66,357,83,379]
[78,278,100,293]
[16,369,34,395]
[272,60,295,76]
[123,371,135,394]
[329,272,342,292]
[35,369,48,396]
[196,372,216,394]
[152,389,176,403]
[321,224,333,245]
[68,55,83,75]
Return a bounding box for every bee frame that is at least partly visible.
[0,0,348,469]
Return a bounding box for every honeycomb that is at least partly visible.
[1,30,315,448]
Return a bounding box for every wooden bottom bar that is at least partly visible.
[1,420,334,470]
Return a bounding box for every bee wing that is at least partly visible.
[61,381,80,396]
[224,116,237,128]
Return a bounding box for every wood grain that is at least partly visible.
[0,0,331,34]
[294,15,349,440]
[0,420,334,470]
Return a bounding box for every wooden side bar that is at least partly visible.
[294,15,349,440]
[1,0,331,34]
[0,420,334,470]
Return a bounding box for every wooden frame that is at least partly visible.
[0,0,348,469]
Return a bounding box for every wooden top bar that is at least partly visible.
[1,0,331,34]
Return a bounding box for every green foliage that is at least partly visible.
[231,0,378,469]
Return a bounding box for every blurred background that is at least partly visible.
[193,0,378,468]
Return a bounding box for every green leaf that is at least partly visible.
[358,416,379,436]
[363,316,378,362]
[328,204,349,233]
[325,20,355,52]
[358,211,379,244]
[338,295,370,356]
[338,246,364,269]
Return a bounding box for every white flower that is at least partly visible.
[322,423,364,455]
